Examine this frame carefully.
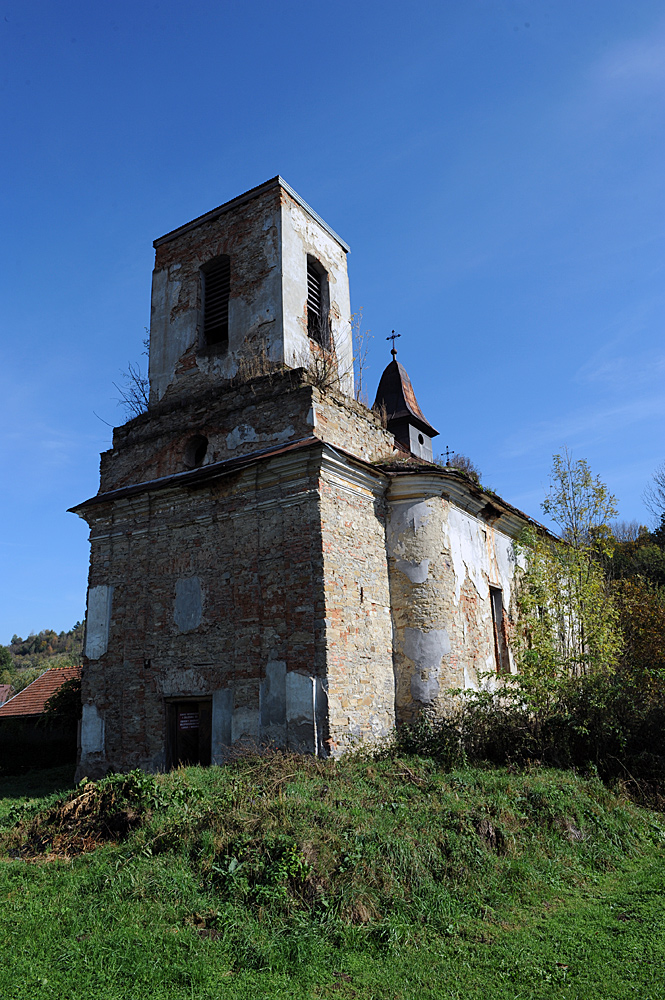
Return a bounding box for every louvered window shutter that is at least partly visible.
[202,256,230,346]
[307,262,325,345]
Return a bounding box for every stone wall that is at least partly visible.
[385,472,523,724]
[76,440,400,779]
[99,370,396,496]
[149,179,353,405]
[149,183,283,404]
[318,451,394,751]
[78,446,332,778]
[100,371,315,493]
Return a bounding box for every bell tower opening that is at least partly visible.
[201,255,230,351]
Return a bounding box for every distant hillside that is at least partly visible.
[0,623,84,696]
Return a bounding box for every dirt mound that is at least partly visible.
[8,773,149,859]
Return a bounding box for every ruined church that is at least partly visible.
[72,177,533,779]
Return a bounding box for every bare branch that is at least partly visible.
[351,308,372,404]
[643,462,665,523]
[114,360,149,418]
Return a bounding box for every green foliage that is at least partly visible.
[542,449,618,549]
[605,517,665,589]
[515,527,622,696]
[442,453,482,483]
[511,454,623,708]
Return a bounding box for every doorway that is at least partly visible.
[167,699,212,767]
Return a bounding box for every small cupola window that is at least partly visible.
[201,255,230,348]
[307,258,328,347]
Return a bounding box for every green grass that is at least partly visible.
[0,757,664,999]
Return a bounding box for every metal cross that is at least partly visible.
[386,330,401,359]
[443,445,455,466]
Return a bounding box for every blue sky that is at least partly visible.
[1,0,663,643]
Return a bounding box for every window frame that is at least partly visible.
[306,256,330,348]
[489,585,511,675]
[200,254,231,352]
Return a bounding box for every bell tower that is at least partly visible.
[148,177,353,404]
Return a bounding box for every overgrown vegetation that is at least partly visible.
[414,450,665,810]
[1,758,664,998]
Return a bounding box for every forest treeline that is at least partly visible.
[0,623,84,696]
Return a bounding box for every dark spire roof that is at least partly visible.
[372,359,439,438]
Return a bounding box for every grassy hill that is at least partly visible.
[1,753,664,999]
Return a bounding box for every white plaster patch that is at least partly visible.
[85,585,113,660]
[411,669,440,704]
[226,423,259,450]
[232,706,259,743]
[445,507,491,604]
[225,423,296,451]
[260,660,287,730]
[387,501,431,555]
[80,703,104,755]
[403,627,448,704]
[494,533,517,607]
[396,558,429,584]
[462,662,476,691]
[174,577,202,632]
[161,668,206,695]
[403,627,451,668]
[211,687,233,762]
[286,671,316,752]
[286,672,314,723]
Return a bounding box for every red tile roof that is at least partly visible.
[0,666,81,718]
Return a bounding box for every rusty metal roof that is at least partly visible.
[372,360,439,437]
[0,666,81,719]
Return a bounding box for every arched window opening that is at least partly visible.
[185,435,209,469]
[201,255,230,348]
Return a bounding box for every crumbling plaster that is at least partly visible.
[98,370,395,495]
[149,185,283,403]
[385,476,523,723]
[148,182,354,406]
[280,193,353,396]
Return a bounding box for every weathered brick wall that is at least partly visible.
[78,448,331,778]
[318,454,394,751]
[311,387,396,465]
[99,371,396,495]
[150,184,283,404]
[149,180,354,405]
[77,438,402,778]
[100,371,315,493]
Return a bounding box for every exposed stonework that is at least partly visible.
[149,178,353,405]
[71,178,538,779]
[385,473,524,722]
[99,369,396,495]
